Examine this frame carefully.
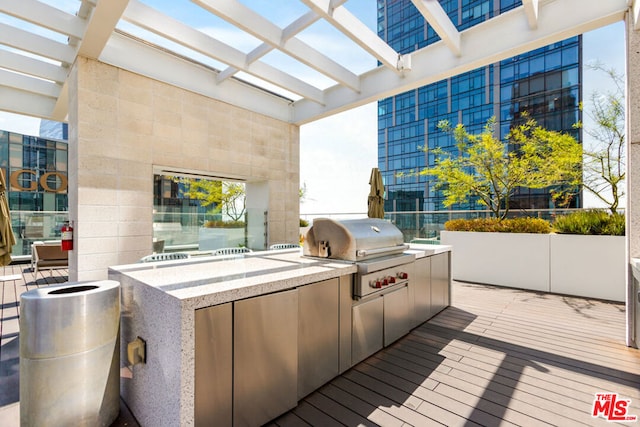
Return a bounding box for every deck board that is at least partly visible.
[275,281,640,427]
[2,268,640,427]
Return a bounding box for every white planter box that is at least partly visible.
[441,230,626,302]
[441,230,550,292]
[550,234,625,302]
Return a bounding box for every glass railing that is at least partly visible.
[303,208,624,244]
[10,210,69,259]
[10,208,618,259]
[152,208,267,253]
[383,209,586,243]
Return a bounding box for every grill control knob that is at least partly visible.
[397,272,408,280]
[388,276,396,284]
[382,278,389,286]
[371,280,382,289]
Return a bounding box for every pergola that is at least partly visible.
[0,0,639,347]
[0,0,633,124]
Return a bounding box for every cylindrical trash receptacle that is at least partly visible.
[20,280,120,427]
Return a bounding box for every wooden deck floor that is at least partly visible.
[273,282,640,427]
[1,268,639,426]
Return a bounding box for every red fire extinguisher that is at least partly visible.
[61,221,73,251]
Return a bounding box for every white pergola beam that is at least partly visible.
[99,32,294,122]
[293,0,629,124]
[522,0,540,30]
[0,22,75,64]
[0,0,86,39]
[218,11,320,83]
[282,11,319,40]
[77,0,129,59]
[300,0,404,73]
[51,80,69,122]
[411,0,461,56]
[126,3,315,101]
[123,0,324,104]
[0,69,60,99]
[218,6,351,84]
[193,0,360,92]
[0,49,68,83]
[0,86,56,119]
[633,0,640,30]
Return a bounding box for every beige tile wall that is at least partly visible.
[68,57,299,281]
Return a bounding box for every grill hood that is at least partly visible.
[303,218,408,262]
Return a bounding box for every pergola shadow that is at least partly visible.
[275,283,640,426]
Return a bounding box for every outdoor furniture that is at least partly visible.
[214,247,252,255]
[269,243,300,250]
[32,242,68,278]
[152,239,165,254]
[30,241,60,270]
[138,252,191,263]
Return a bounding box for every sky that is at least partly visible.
[0,2,628,215]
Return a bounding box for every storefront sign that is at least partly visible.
[9,169,68,193]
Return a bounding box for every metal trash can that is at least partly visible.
[20,280,120,427]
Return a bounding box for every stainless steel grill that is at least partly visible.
[303,218,414,299]
[303,218,408,262]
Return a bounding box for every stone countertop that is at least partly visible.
[406,243,452,258]
[109,249,357,310]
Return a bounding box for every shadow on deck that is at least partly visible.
[2,265,638,426]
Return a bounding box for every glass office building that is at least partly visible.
[377,0,582,216]
[0,129,69,256]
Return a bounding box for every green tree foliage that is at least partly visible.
[578,63,625,213]
[423,117,582,220]
[176,178,246,222]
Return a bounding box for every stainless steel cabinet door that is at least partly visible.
[383,285,411,346]
[413,257,432,325]
[298,278,339,399]
[234,289,298,427]
[195,303,232,427]
[351,296,383,365]
[431,252,450,315]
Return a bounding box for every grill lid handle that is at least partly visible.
[356,244,409,258]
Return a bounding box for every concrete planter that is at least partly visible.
[550,234,625,302]
[441,230,550,292]
[441,230,625,302]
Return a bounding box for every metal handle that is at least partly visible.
[356,244,409,258]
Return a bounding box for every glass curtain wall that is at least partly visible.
[377,0,582,233]
[0,130,69,256]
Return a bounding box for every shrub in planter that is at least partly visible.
[444,217,551,234]
[553,210,625,236]
[203,220,245,228]
[300,218,309,227]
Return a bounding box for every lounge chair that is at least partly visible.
[32,241,68,278]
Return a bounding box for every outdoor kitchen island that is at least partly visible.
[108,245,451,427]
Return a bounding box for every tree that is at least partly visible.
[579,63,625,213]
[422,117,582,220]
[219,182,246,222]
[175,178,246,221]
[299,182,308,203]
